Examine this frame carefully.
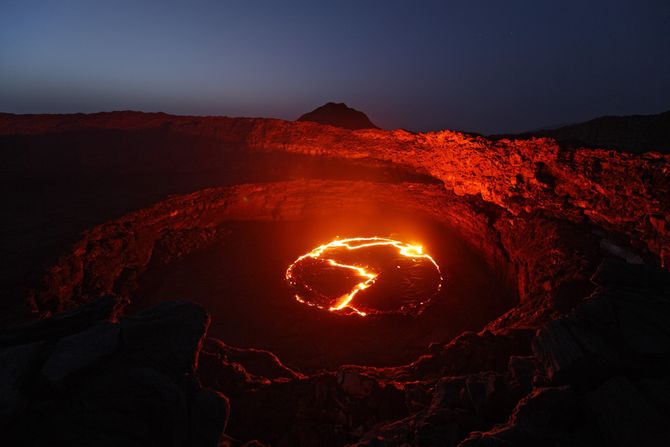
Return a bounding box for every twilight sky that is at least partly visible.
[1,0,669,134]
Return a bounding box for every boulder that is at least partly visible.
[0,298,228,446]
[589,376,666,446]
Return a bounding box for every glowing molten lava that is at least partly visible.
[286,237,442,316]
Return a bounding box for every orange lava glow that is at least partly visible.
[286,237,442,316]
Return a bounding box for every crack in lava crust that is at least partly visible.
[286,237,443,316]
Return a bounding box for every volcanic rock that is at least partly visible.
[0,294,125,345]
[120,301,210,379]
[41,322,120,385]
[589,376,666,446]
[532,258,670,385]
[0,296,228,446]
[204,338,302,381]
[297,102,379,129]
[458,386,588,446]
[1,111,670,445]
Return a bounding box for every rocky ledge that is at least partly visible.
[0,297,228,446]
[2,111,667,266]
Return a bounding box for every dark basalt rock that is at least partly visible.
[42,322,120,386]
[120,301,211,379]
[0,294,125,346]
[0,297,228,446]
[458,386,590,446]
[532,258,670,386]
[589,376,667,446]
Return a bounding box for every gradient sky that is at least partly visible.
[1,0,669,134]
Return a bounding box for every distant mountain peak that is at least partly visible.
[297,102,379,130]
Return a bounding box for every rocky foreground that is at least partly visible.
[2,258,669,446]
[1,111,669,445]
[0,297,228,446]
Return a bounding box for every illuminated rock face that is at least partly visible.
[2,111,666,266]
[286,237,442,316]
[2,112,670,446]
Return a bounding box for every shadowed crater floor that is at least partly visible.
[131,212,514,371]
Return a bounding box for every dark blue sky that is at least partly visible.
[2,0,669,134]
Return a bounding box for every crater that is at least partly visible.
[5,111,667,447]
[130,201,516,371]
[36,180,518,371]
